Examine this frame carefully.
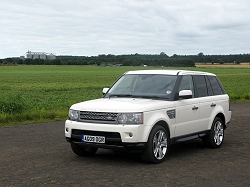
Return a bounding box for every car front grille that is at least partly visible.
[79,111,119,122]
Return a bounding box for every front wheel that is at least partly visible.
[140,126,169,164]
[203,117,224,148]
[70,143,98,156]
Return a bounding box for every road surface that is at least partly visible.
[0,103,249,187]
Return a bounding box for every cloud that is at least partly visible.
[1,0,250,58]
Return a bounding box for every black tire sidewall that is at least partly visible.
[141,125,169,163]
[210,117,224,148]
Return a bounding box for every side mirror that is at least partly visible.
[179,90,192,99]
[102,88,109,95]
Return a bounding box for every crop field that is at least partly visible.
[0,65,250,126]
[196,62,250,68]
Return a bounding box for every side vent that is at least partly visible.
[167,109,176,119]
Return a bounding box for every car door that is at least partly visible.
[193,75,212,132]
[198,75,226,131]
[174,75,200,137]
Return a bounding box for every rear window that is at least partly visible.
[207,76,224,95]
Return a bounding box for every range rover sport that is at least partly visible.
[65,70,232,163]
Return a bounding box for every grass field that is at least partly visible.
[0,65,249,126]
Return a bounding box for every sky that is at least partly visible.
[1,0,250,59]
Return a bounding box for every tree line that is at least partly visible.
[1,53,250,66]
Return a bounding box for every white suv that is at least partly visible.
[65,70,232,163]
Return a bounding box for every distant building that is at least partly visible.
[21,51,56,60]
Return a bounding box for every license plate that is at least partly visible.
[81,135,105,144]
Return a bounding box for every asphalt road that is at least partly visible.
[0,103,250,187]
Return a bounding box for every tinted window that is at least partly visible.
[194,75,207,97]
[205,76,213,96]
[207,76,224,95]
[178,75,194,98]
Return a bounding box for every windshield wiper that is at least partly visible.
[108,94,134,98]
[135,95,169,100]
[108,94,168,100]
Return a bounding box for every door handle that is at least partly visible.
[211,103,216,107]
[192,106,198,110]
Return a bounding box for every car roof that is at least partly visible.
[125,70,215,76]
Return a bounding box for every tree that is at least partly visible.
[198,52,204,57]
[218,59,224,64]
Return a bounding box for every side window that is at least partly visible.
[178,75,194,98]
[194,75,208,97]
[207,76,224,95]
[205,76,213,96]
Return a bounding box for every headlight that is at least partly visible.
[117,113,143,124]
[68,109,79,121]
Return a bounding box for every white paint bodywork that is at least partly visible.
[65,96,231,143]
[65,98,175,142]
[65,70,232,144]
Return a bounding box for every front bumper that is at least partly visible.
[65,120,150,150]
[66,137,146,151]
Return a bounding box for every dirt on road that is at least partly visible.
[0,103,249,187]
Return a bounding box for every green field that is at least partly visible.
[0,65,249,126]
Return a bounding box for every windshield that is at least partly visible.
[105,74,177,99]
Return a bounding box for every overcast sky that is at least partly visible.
[1,0,250,58]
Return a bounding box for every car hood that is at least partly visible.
[70,98,174,113]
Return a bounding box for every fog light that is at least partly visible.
[66,128,69,132]
[129,133,133,137]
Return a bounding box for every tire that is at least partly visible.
[140,125,169,164]
[70,143,98,157]
[203,117,224,148]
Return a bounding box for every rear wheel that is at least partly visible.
[70,143,98,156]
[140,125,169,163]
[203,117,224,148]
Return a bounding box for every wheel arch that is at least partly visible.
[215,113,226,129]
[143,110,173,142]
[208,104,226,130]
[152,120,170,139]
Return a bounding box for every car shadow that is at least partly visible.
[68,138,209,164]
